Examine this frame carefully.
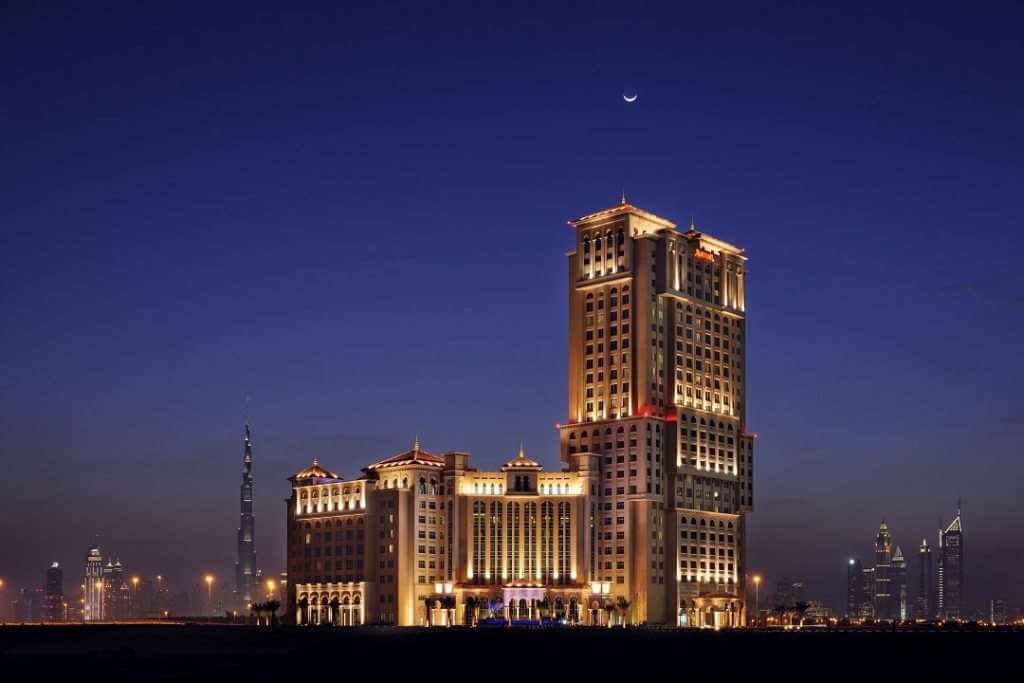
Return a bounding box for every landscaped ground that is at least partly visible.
[0,623,1018,679]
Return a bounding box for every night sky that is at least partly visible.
[3,1,1022,613]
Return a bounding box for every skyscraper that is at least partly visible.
[44,562,64,622]
[938,503,964,620]
[102,559,130,620]
[873,521,892,619]
[559,201,754,625]
[916,538,933,620]
[846,558,863,619]
[84,546,104,621]
[860,566,875,619]
[235,424,256,610]
[891,545,907,620]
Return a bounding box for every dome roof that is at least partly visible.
[293,458,340,481]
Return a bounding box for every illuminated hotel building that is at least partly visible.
[285,200,754,627]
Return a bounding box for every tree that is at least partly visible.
[615,597,631,627]
[297,597,309,625]
[603,600,615,627]
[264,600,280,626]
[794,601,809,628]
[423,596,434,626]
[464,596,477,626]
[251,602,263,626]
[441,595,456,626]
[329,597,341,627]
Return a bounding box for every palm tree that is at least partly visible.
[264,600,280,626]
[464,596,477,626]
[328,597,340,626]
[251,601,263,626]
[794,601,809,628]
[423,596,434,626]
[614,597,631,626]
[436,595,454,626]
[603,600,615,627]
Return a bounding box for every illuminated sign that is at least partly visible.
[694,248,715,263]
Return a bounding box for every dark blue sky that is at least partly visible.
[2,1,1022,613]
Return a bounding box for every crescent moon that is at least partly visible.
[623,93,638,103]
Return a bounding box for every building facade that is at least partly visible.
[235,424,257,610]
[285,200,754,627]
[937,505,963,620]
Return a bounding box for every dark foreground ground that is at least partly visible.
[1,624,1021,679]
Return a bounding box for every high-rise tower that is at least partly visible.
[44,562,64,622]
[873,521,892,619]
[938,502,963,620]
[891,544,907,620]
[558,200,753,626]
[846,558,863,619]
[916,538,933,620]
[235,424,256,609]
[84,547,103,621]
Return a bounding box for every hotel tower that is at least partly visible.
[285,199,753,627]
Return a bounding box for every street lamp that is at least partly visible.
[131,577,139,618]
[753,575,762,627]
[266,579,276,600]
[204,575,214,616]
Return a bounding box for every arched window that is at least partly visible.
[419,478,426,494]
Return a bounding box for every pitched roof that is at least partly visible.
[568,201,676,230]
[292,458,340,481]
[501,444,542,471]
[367,437,445,470]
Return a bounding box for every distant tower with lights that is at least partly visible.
[891,544,907,620]
[916,538,933,620]
[846,558,863,619]
[873,521,893,619]
[84,546,103,621]
[235,424,256,609]
[937,502,963,620]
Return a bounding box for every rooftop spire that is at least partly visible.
[414,434,421,452]
[620,188,626,205]
[518,441,525,459]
